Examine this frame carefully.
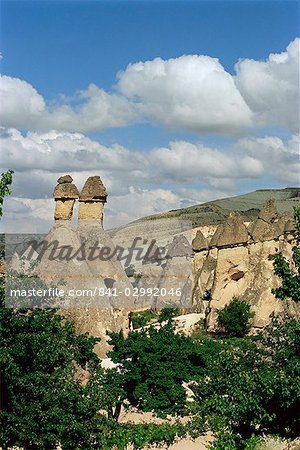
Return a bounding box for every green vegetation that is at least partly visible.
[108,320,204,417]
[158,306,180,323]
[217,297,254,337]
[130,306,180,329]
[0,170,13,217]
[130,309,158,329]
[272,206,300,302]
[192,318,300,449]
[0,299,101,448]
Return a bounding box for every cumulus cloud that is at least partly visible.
[149,141,263,183]
[1,197,54,233]
[0,77,136,132]
[0,39,298,134]
[235,38,300,132]
[117,55,253,133]
[236,134,300,184]
[0,127,263,187]
[0,76,46,129]
[0,127,297,232]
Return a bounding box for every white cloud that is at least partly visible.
[0,127,143,173]
[149,141,263,182]
[0,127,297,233]
[236,134,300,184]
[235,38,300,132]
[0,77,136,132]
[0,76,46,129]
[117,55,253,133]
[0,128,263,189]
[1,197,54,233]
[0,39,298,134]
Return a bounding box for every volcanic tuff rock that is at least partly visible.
[192,230,208,252]
[10,180,300,356]
[192,200,300,330]
[248,199,279,242]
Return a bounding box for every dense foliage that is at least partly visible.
[108,320,204,416]
[0,282,101,448]
[272,206,300,302]
[217,297,254,337]
[192,318,300,449]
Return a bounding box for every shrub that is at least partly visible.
[272,206,300,302]
[158,306,180,323]
[130,309,158,329]
[217,297,254,337]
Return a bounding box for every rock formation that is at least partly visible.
[78,176,107,224]
[53,175,79,220]
[192,199,300,330]
[15,174,133,356]
[192,229,208,252]
[209,212,249,248]
[248,199,278,242]
[8,177,300,355]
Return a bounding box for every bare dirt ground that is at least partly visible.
[121,409,214,449]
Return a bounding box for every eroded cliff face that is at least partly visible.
[192,199,300,330]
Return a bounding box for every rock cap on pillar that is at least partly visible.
[80,176,107,202]
[53,174,79,220]
[53,175,79,199]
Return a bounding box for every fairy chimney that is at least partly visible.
[78,176,107,224]
[53,175,79,220]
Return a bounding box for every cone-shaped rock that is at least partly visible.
[248,199,279,242]
[258,199,277,223]
[210,212,249,248]
[192,230,208,252]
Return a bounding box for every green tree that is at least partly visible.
[217,297,254,337]
[108,321,204,417]
[0,170,13,217]
[272,206,300,302]
[0,292,105,448]
[130,309,158,329]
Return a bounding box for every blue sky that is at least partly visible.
[0,0,299,231]
[1,0,298,95]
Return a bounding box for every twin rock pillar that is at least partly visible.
[53,175,107,225]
